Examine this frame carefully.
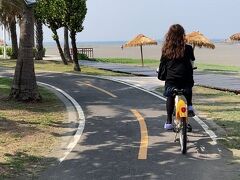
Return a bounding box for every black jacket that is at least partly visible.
[159,45,195,87]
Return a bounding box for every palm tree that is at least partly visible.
[9,18,18,59]
[0,1,19,59]
[1,0,41,101]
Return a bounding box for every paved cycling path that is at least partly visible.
[80,60,240,93]
[0,69,239,180]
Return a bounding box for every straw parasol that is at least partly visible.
[230,33,240,41]
[185,31,215,51]
[124,34,157,66]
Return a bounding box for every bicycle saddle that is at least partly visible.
[173,88,186,95]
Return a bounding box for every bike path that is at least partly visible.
[35,72,238,180]
[0,69,238,180]
[80,60,240,93]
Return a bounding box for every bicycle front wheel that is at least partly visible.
[179,118,187,154]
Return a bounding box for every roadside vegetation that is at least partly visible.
[156,86,240,153]
[0,59,130,76]
[0,77,65,179]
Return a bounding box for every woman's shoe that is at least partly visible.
[188,110,195,117]
[164,123,173,130]
[187,124,192,132]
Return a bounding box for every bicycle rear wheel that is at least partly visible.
[179,118,187,154]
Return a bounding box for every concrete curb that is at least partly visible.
[0,73,86,163]
[38,82,85,163]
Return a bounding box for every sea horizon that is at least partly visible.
[43,39,229,47]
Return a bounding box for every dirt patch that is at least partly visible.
[0,79,66,179]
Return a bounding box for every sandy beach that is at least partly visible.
[45,42,240,66]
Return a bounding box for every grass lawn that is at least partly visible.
[90,58,158,66]
[1,58,239,76]
[91,58,240,74]
[0,59,130,76]
[156,86,240,152]
[0,78,66,179]
[192,86,240,151]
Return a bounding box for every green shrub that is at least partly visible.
[77,53,89,60]
[34,47,46,57]
[0,46,13,57]
[6,47,13,57]
[0,47,3,55]
[0,46,46,58]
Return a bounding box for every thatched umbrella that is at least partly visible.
[124,34,157,66]
[185,31,215,51]
[0,39,4,46]
[230,33,240,41]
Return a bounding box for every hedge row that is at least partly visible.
[0,46,46,58]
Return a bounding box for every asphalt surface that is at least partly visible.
[0,69,239,180]
[80,60,240,93]
[36,72,238,180]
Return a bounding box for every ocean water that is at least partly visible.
[44,41,126,47]
[44,39,240,66]
[44,39,228,48]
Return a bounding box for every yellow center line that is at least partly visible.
[83,82,117,98]
[131,109,149,160]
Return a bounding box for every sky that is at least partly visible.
[1,0,240,42]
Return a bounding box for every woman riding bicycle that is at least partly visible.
[158,24,195,130]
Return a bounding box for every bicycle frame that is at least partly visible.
[174,93,188,154]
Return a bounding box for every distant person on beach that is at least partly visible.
[158,24,195,131]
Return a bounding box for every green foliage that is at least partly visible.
[0,46,13,57]
[31,47,47,58]
[77,53,89,60]
[6,47,12,57]
[33,47,46,57]
[35,0,66,32]
[35,0,87,37]
[0,46,3,55]
[0,46,46,58]
[64,0,87,33]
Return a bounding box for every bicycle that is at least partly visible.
[172,88,189,154]
[157,67,197,154]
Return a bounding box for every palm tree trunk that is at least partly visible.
[35,19,44,60]
[9,6,41,102]
[9,18,18,59]
[70,30,80,71]
[52,29,68,65]
[64,27,73,62]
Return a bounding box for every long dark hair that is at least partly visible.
[162,24,186,59]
